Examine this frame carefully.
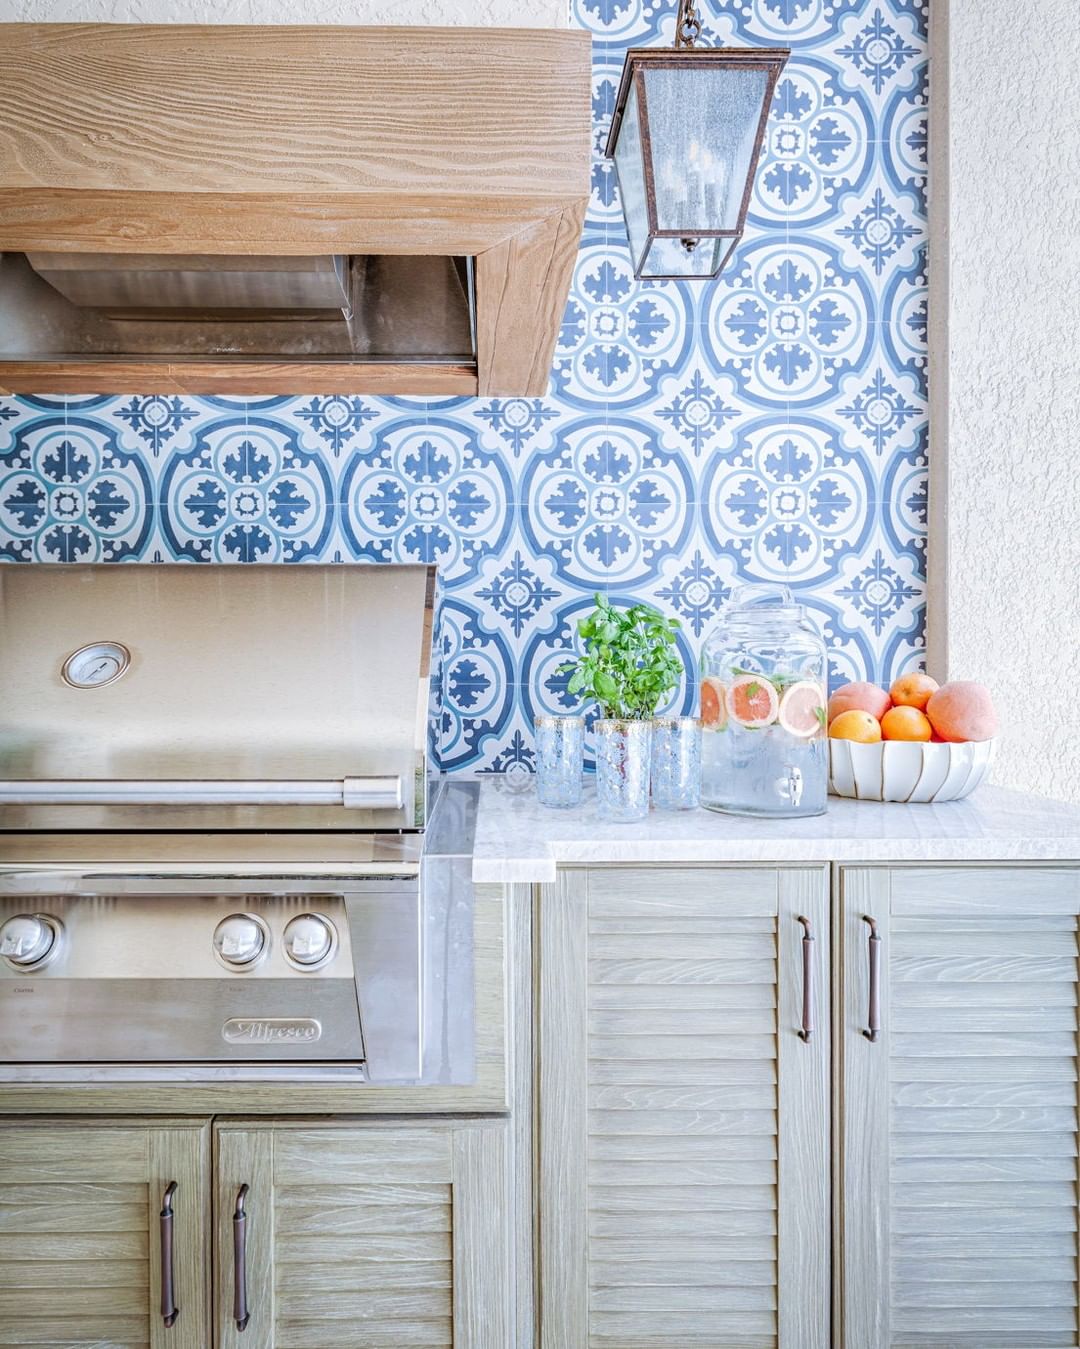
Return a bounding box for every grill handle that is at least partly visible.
[0,776,402,811]
[233,1183,250,1332]
[160,1181,179,1329]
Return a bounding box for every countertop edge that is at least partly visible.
[472,840,1080,885]
[466,781,1080,884]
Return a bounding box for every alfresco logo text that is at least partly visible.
[222,1018,322,1044]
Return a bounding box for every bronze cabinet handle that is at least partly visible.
[159,1181,179,1328]
[233,1183,250,1331]
[862,915,881,1042]
[796,915,814,1042]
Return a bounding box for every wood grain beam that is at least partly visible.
[0,24,591,206]
[0,22,591,397]
[0,361,478,397]
[475,200,586,397]
[0,191,572,257]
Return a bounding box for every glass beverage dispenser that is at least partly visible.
[699,585,828,817]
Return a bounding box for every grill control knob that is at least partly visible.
[213,914,267,967]
[283,914,336,967]
[0,914,57,967]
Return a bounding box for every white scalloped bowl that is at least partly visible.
[829,737,996,803]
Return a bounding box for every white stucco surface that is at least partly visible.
[942,0,1080,803]
[0,0,563,23]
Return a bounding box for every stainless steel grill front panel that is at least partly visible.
[0,882,426,1077]
[0,563,436,831]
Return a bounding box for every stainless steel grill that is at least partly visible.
[0,564,473,1085]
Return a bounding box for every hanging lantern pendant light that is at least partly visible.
[605,0,789,280]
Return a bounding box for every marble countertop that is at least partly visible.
[465,780,1080,884]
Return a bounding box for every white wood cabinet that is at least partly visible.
[215,1119,510,1349]
[0,1118,509,1349]
[0,1120,210,1348]
[839,865,1080,1349]
[537,865,830,1349]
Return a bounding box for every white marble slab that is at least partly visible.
[469,779,1080,884]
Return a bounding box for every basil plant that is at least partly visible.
[560,594,683,720]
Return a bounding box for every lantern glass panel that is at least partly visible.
[639,235,736,279]
[612,81,651,275]
[642,64,770,234]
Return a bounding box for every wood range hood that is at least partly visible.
[0,23,591,397]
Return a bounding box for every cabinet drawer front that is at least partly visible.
[0,1123,208,1349]
[540,866,829,1349]
[841,865,1080,1349]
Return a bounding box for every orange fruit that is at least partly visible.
[828,709,882,743]
[880,705,933,741]
[926,681,998,743]
[700,677,728,730]
[889,672,939,710]
[778,681,826,737]
[726,673,779,729]
[827,681,891,725]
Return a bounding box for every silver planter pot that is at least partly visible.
[594,718,652,822]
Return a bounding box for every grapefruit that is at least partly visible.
[828,709,882,743]
[778,681,826,737]
[700,677,728,730]
[827,681,891,725]
[727,674,780,729]
[926,681,997,742]
[889,672,939,710]
[880,705,932,741]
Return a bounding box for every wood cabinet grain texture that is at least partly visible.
[537,865,830,1349]
[215,1118,510,1348]
[838,864,1080,1349]
[0,1118,209,1348]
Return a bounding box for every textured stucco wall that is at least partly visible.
[942,0,1080,802]
[0,0,563,23]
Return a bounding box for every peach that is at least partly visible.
[881,705,933,742]
[828,709,882,743]
[827,681,891,726]
[925,681,998,743]
[889,672,939,711]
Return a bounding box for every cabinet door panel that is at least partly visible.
[539,866,829,1349]
[0,1122,208,1349]
[840,865,1080,1349]
[216,1120,508,1349]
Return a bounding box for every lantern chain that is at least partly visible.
[674,0,702,48]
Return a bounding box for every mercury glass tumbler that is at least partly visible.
[651,716,702,809]
[534,716,584,808]
[595,718,652,822]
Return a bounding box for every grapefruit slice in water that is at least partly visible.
[700,676,728,729]
[726,674,780,729]
[778,680,826,737]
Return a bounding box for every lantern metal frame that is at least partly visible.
[604,45,790,281]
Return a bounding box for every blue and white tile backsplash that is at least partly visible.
[0,0,928,774]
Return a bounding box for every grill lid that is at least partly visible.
[0,564,436,832]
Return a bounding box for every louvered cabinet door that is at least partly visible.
[0,1120,209,1349]
[840,865,1080,1349]
[215,1120,509,1349]
[538,866,830,1349]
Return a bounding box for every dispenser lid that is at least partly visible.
[723,583,805,622]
